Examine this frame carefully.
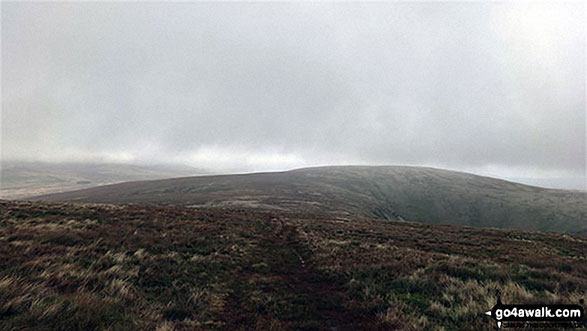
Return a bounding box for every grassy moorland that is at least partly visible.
[31,166,587,234]
[0,200,585,330]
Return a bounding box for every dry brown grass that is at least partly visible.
[1,200,585,330]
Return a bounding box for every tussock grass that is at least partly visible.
[1,200,585,330]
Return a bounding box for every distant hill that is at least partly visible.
[0,161,208,199]
[504,176,586,191]
[30,166,586,234]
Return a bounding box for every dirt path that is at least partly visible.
[223,217,379,330]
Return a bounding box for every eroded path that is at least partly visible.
[223,216,379,330]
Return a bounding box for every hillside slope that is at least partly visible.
[1,200,585,330]
[31,166,586,234]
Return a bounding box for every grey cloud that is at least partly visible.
[2,2,585,186]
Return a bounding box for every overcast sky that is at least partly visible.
[2,2,585,189]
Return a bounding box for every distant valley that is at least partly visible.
[0,161,207,199]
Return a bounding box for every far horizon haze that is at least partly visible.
[2,2,585,190]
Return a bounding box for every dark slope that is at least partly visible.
[1,200,586,330]
[31,166,586,234]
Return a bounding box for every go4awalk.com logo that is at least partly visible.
[485,298,584,329]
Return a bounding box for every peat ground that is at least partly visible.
[0,200,585,330]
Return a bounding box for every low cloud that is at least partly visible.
[2,2,585,186]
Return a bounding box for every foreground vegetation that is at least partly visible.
[0,200,585,330]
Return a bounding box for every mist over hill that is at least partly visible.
[3,2,586,330]
[0,161,208,199]
[31,166,586,234]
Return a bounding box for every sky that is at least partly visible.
[1,2,586,189]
